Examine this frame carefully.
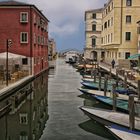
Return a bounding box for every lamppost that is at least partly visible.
[6,39,12,86]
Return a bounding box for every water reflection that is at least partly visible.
[78,94,118,140]
[79,120,117,140]
[0,72,49,140]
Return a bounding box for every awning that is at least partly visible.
[128,54,140,59]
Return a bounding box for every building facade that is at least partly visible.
[48,38,56,61]
[84,9,103,61]
[85,0,140,64]
[0,1,49,75]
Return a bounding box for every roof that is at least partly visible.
[0,0,49,22]
[85,8,103,13]
[0,0,30,6]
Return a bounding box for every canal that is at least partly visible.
[40,59,117,140]
[0,59,118,140]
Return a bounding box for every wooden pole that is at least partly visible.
[91,61,94,79]
[112,84,116,111]
[98,73,102,90]
[124,72,127,89]
[6,39,9,86]
[104,75,108,96]
[138,80,140,100]
[129,95,135,130]
[116,68,119,87]
[94,69,97,83]
[109,68,112,80]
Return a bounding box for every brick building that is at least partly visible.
[0,1,49,75]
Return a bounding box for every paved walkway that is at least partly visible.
[99,62,138,88]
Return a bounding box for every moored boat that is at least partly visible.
[79,106,140,131]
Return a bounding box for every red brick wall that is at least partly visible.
[0,8,31,56]
[0,6,48,75]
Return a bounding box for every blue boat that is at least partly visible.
[81,81,134,95]
[93,95,128,113]
[106,125,140,140]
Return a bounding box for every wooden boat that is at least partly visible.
[82,77,116,84]
[94,95,128,113]
[78,88,130,101]
[106,125,140,140]
[81,81,133,95]
[79,106,140,131]
[79,88,128,112]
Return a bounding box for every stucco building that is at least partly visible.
[85,0,140,64]
[0,1,49,75]
[84,9,103,61]
[48,38,56,61]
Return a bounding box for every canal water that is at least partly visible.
[40,59,117,140]
[0,59,118,140]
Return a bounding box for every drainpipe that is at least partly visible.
[120,0,123,45]
[30,6,33,75]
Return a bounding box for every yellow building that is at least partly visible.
[84,9,103,61]
[85,0,140,64]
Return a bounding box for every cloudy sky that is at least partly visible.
[1,0,107,51]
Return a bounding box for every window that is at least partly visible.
[20,131,28,140]
[126,15,131,23]
[112,2,113,9]
[106,9,107,14]
[108,6,110,12]
[126,0,132,6]
[101,37,103,44]
[93,13,96,19]
[137,27,140,34]
[92,24,96,31]
[92,38,96,47]
[34,33,36,44]
[22,58,28,65]
[125,32,131,41]
[33,14,37,24]
[20,113,28,124]
[125,52,130,59]
[111,17,113,26]
[108,20,110,27]
[111,33,113,42]
[104,22,107,29]
[20,32,28,43]
[20,12,28,23]
[108,34,110,43]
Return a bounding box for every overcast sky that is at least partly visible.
[1,0,107,51]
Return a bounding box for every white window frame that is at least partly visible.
[19,113,28,124]
[20,12,28,23]
[20,32,28,43]
[20,135,28,140]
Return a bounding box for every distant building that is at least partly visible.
[85,0,140,64]
[84,8,103,61]
[48,38,56,61]
[0,0,49,75]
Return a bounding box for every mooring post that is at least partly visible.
[99,73,102,91]
[138,80,140,100]
[116,68,119,87]
[124,72,128,89]
[91,61,94,79]
[129,95,135,130]
[94,69,97,83]
[104,75,108,96]
[109,67,112,80]
[112,84,117,111]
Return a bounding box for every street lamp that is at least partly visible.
[6,39,12,86]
